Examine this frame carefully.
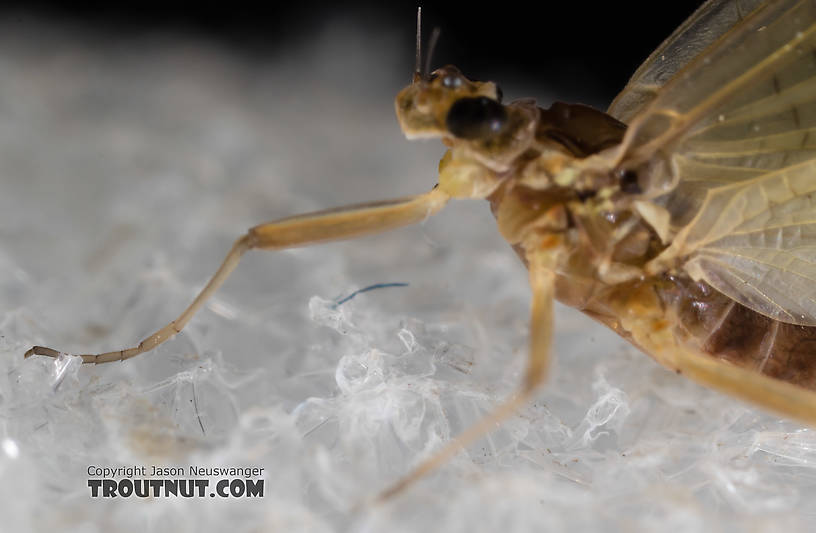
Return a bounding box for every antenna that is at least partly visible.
[424,26,440,79]
[414,7,422,82]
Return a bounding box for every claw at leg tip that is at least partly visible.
[24,346,61,359]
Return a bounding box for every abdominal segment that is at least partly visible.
[634,276,816,390]
[668,278,816,390]
[559,271,816,392]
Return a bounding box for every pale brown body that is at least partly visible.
[494,98,816,398]
[507,102,816,389]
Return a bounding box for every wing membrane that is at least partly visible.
[609,0,766,122]
[669,157,816,325]
[620,0,816,163]
[609,0,816,325]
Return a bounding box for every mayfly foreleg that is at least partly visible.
[25,236,251,364]
[376,248,557,501]
[25,187,449,364]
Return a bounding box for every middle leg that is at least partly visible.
[376,249,558,501]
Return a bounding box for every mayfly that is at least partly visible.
[23,0,816,497]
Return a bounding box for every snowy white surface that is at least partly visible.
[1,15,816,533]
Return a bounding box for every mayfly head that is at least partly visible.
[395,65,503,140]
[396,9,540,189]
[397,7,502,140]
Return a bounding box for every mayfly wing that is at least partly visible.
[609,0,766,122]
[579,0,816,425]
[613,0,816,164]
[609,0,816,326]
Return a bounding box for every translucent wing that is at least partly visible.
[608,0,766,122]
[609,0,816,325]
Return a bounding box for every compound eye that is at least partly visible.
[445,97,507,140]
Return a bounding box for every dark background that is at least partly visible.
[0,1,704,104]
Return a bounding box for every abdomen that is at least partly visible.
[665,277,816,390]
[557,272,816,391]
